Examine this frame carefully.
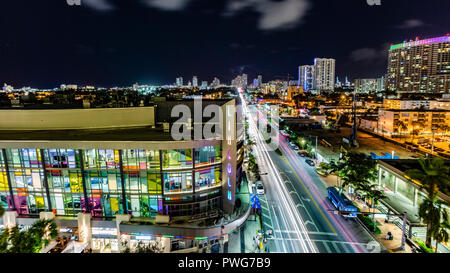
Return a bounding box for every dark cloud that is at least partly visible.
[225,0,310,30]
[396,19,425,29]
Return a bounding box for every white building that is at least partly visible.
[430,100,450,110]
[354,79,377,93]
[376,77,385,92]
[201,81,208,90]
[298,65,316,91]
[176,77,183,87]
[257,75,262,86]
[192,76,198,87]
[314,58,335,92]
[211,77,220,88]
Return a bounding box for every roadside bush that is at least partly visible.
[357,214,382,234]
[275,148,283,156]
[414,238,435,253]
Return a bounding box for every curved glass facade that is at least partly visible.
[0,145,223,219]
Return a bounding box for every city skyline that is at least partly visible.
[1,0,449,88]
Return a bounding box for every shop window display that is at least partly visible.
[163,171,193,194]
[162,149,193,170]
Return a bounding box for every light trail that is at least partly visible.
[256,107,367,253]
[278,136,366,253]
[240,91,318,253]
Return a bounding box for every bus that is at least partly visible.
[327,187,357,218]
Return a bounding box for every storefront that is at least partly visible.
[91,227,119,253]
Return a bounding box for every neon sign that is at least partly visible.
[226,105,234,202]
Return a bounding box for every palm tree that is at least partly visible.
[362,184,386,232]
[326,153,378,198]
[432,216,450,253]
[394,120,408,143]
[406,157,450,247]
[246,139,256,148]
[410,120,425,143]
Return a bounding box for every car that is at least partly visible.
[298,152,305,157]
[305,159,315,167]
[255,181,265,195]
[434,148,445,152]
[293,146,299,151]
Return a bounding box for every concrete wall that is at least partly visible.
[0,107,155,130]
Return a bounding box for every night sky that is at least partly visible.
[1,0,449,88]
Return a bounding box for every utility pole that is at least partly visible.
[350,89,358,147]
[430,129,436,157]
[315,136,318,159]
[401,212,407,251]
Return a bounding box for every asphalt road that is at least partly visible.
[244,97,382,253]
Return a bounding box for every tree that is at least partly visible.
[406,157,450,248]
[361,184,386,232]
[0,219,58,253]
[246,139,256,148]
[394,120,408,142]
[432,213,450,253]
[329,153,378,197]
[0,204,4,217]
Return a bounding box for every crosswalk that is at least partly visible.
[258,195,361,253]
[266,233,364,253]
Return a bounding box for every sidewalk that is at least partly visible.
[320,173,413,253]
[227,167,266,253]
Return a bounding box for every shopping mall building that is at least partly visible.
[0,98,247,252]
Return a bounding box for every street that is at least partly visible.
[240,92,381,253]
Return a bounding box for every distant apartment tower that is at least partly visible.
[376,77,385,92]
[176,77,183,87]
[257,75,263,86]
[354,79,377,93]
[192,76,198,87]
[211,77,220,88]
[335,77,342,88]
[242,74,248,88]
[314,58,335,92]
[387,35,450,94]
[299,65,316,91]
[232,74,249,89]
[201,81,208,90]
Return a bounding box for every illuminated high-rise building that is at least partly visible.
[201,81,208,90]
[387,35,450,94]
[354,79,377,93]
[241,74,248,88]
[314,58,335,92]
[192,76,198,87]
[299,65,316,91]
[176,77,183,87]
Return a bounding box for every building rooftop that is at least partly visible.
[0,127,177,142]
[380,109,450,112]
[390,35,450,51]
[379,159,450,200]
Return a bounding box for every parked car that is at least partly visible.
[298,152,305,157]
[255,181,265,195]
[305,159,315,166]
